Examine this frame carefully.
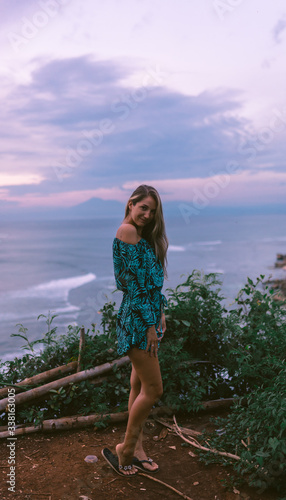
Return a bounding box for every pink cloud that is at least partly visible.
[6,170,286,208]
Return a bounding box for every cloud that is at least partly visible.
[272,15,286,44]
[6,170,286,209]
[2,54,285,213]
[0,173,43,187]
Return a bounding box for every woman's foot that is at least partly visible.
[133,448,159,472]
[115,443,138,476]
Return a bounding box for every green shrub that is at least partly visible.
[0,305,130,426]
[225,275,286,394]
[1,271,286,494]
[201,367,286,494]
[158,270,238,411]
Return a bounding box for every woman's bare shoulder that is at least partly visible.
[115,224,139,244]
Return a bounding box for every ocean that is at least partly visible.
[0,213,285,362]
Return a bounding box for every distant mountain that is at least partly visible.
[2,197,286,221]
[66,197,125,218]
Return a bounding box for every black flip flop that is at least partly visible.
[101,448,138,477]
[132,456,160,473]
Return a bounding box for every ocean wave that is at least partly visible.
[0,350,27,363]
[194,240,222,246]
[4,273,96,301]
[0,304,80,322]
[259,236,286,243]
[168,245,186,252]
[205,267,225,274]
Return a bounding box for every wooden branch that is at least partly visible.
[77,327,85,372]
[155,418,201,437]
[0,361,78,398]
[88,375,108,386]
[173,415,240,461]
[0,411,129,438]
[0,406,173,439]
[0,424,42,438]
[0,356,130,412]
[201,398,236,410]
[42,410,129,432]
[138,472,194,500]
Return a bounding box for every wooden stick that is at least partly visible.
[0,356,130,412]
[155,417,201,437]
[173,416,240,461]
[77,327,85,372]
[0,361,78,398]
[138,472,194,500]
[201,397,236,410]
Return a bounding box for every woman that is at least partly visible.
[102,184,168,477]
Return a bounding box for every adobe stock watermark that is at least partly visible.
[6,388,17,494]
[7,0,72,53]
[179,105,286,224]
[78,281,116,327]
[213,0,245,21]
[51,65,167,183]
[238,107,286,161]
[179,161,241,223]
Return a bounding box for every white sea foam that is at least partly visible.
[194,240,222,246]
[0,274,96,325]
[259,236,286,243]
[0,350,26,363]
[0,305,80,322]
[205,268,225,274]
[4,273,96,301]
[168,245,186,252]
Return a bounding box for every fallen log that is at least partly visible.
[0,361,78,399]
[42,410,128,432]
[0,356,130,412]
[0,411,129,438]
[201,398,235,410]
[0,406,173,438]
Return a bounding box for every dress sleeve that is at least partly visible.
[113,240,157,327]
[160,292,168,313]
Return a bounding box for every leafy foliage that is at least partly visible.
[0,271,286,493]
[159,271,237,411]
[226,275,286,393]
[200,368,286,495]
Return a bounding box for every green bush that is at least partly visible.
[226,275,286,394]
[200,367,286,494]
[0,305,130,426]
[1,271,286,493]
[159,270,237,411]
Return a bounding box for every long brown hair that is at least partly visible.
[124,185,168,276]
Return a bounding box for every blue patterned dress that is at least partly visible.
[113,237,167,356]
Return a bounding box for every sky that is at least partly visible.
[1,0,286,218]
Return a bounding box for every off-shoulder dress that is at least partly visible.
[112,237,167,356]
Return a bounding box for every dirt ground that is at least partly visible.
[0,411,280,500]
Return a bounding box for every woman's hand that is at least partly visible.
[157,313,166,341]
[145,326,158,357]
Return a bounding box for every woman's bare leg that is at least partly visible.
[116,347,163,475]
[128,365,159,471]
